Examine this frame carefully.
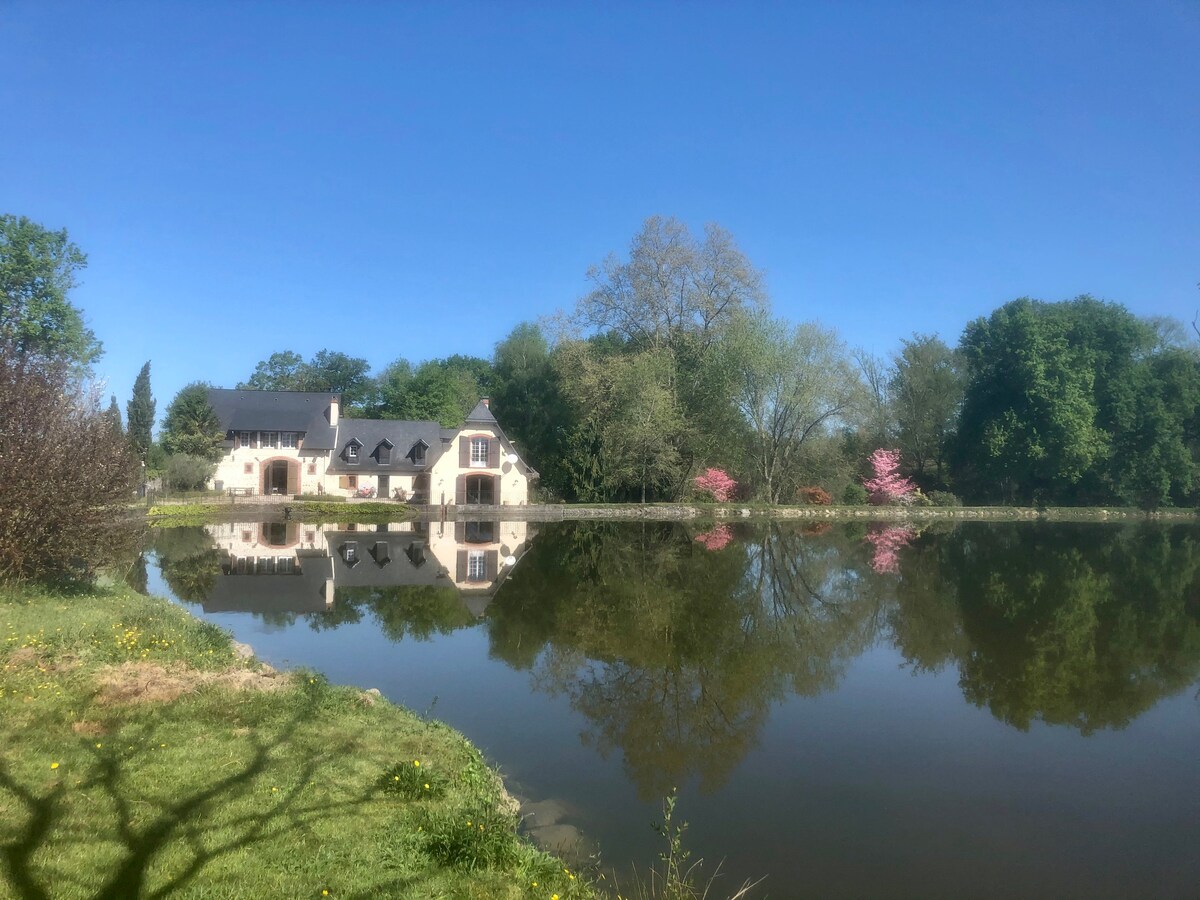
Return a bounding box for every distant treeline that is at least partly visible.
[237,217,1200,508]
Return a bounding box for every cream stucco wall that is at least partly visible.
[210,435,333,496]
[426,427,532,506]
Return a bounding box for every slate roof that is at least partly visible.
[207,389,339,450]
[202,555,335,615]
[465,399,498,426]
[329,418,447,473]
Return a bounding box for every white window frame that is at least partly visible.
[347,442,360,461]
[467,550,486,581]
[470,437,489,467]
[238,430,251,448]
[263,431,280,449]
[281,432,297,449]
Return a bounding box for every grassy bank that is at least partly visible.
[0,582,593,899]
[147,499,411,526]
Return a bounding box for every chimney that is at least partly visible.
[481,397,490,408]
[329,395,340,426]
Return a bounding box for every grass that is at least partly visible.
[0,581,595,899]
[146,499,412,526]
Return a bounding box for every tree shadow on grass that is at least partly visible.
[0,690,401,899]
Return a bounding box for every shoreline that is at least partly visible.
[139,497,1200,525]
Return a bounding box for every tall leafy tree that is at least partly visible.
[373,355,492,427]
[727,313,863,503]
[890,334,963,486]
[0,214,101,370]
[954,297,1152,503]
[491,323,570,484]
[105,394,123,436]
[239,350,307,391]
[126,361,155,461]
[161,382,225,460]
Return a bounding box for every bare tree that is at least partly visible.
[575,216,766,352]
[0,342,142,581]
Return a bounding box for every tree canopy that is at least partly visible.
[0,214,100,370]
[161,382,224,461]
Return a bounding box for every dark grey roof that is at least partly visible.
[325,530,448,588]
[202,556,334,614]
[465,399,498,425]
[207,389,339,450]
[330,418,447,473]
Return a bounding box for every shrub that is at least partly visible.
[927,490,962,507]
[863,448,917,505]
[693,468,737,502]
[420,806,520,871]
[295,494,345,502]
[842,483,869,505]
[0,343,142,581]
[380,757,447,800]
[165,454,217,491]
[798,486,832,505]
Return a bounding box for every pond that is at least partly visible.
[144,518,1200,898]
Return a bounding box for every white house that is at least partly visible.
[206,390,536,504]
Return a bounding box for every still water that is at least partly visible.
[145,519,1200,898]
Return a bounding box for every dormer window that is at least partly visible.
[409,439,428,466]
[375,439,393,465]
[344,439,362,464]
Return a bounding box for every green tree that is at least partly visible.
[726,313,862,503]
[374,355,492,427]
[891,334,963,486]
[161,382,224,460]
[239,350,307,391]
[105,394,124,436]
[0,214,101,369]
[126,361,155,461]
[955,297,1153,503]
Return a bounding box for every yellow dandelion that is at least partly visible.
[50,762,59,770]
[423,783,429,789]
[413,760,420,767]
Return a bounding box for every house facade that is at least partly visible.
[206,389,535,504]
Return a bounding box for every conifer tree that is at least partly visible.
[127,361,155,460]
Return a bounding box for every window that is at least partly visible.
[241,530,252,542]
[465,520,495,544]
[348,475,358,489]
[376,441,392,464]
[342,542,358,565]
[305,530,316,543]
[470,437,489,466]
[238,431,251,447]
[244,463,253,474]
[346,442,359,462]
[263,431,279,449]
[467,550,486,581]
[281,432,297,449]
[307,463,317,475]
[411,441,427,465]
[277,557,295,574]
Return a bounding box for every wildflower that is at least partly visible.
[423,783,429,789]
[50,762,59,770]
[413,760,420,767]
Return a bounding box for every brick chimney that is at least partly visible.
[481,397,490,408]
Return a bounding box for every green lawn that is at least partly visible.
[0,583,593,899]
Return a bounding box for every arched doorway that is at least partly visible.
[262,459,297,496]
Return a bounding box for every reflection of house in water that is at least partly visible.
[204,520,534,618]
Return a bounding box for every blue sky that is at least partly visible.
[2,2,1197,417]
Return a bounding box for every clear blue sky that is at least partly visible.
[2,2,1197,418]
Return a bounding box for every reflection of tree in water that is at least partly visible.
[311,585,473,642]
[894,523,1200,733]
[153,527,223,603]
[488,522,882,799]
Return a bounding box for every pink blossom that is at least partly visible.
[865,524,915,573]
[862,449,916,506]
[694,468,738,502]
[694,524,734,552]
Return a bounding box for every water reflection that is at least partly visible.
[152,520,1200,797]
[154,519,535,627]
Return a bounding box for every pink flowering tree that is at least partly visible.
[694,524,734,552]
[865,524,916,573]
[694,467,737,502]
[862,449,916,506]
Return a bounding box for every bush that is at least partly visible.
[927,490,962,507]
[0,343,142,580]
[798,486,832,505]
[842,483,869,505]
[165,454,216,491]
[295,494,345,502]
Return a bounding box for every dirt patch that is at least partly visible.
[72,720,108,736]
[93,661,286,706]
